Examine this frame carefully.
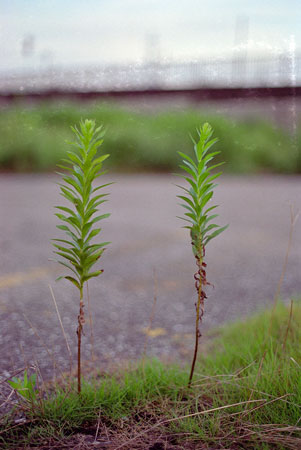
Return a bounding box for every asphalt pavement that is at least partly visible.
[0,174,300,380]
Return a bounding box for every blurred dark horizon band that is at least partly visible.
[0,85,300,105]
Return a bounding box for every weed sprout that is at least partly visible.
[52,119,111,393]
[177,123,228,386]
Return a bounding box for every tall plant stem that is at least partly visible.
[188,254,203,388]
[77,287,84,394]
[178,123,227,389]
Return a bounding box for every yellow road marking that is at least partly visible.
[0,302,9,312]
[0,267,53,289]
[141,327,167,338]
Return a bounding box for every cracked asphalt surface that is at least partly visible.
[0,173,300,381]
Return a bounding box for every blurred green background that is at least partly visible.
[0,102,300,173]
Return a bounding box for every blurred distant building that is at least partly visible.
[21,34,35,58]
[0,52,300,93]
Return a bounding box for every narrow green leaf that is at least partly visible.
[179,164,198,181]
[64,276,81,289]
[62,176,83,196]
[89,213,110,224]
[200,191,213,208]
[55,206,77,217]
[92,154,110,166]
[176,215,194,225]
[92,182,114,193]
[204,205,219,215]
[203,150,221,165]
[204,224,229,245]
[82,270,103,282]
[52,238,80,250]
[54,250,80,266]
[200,214,219,228]
[57,260,80,278]
[84,228,101,244]
[66,151,84,168]
[202,137,219,156]
[52,243,79,257]
[177,151,197,169]
[180,203,196,215]
[57,164,73,173]
[177,195,195,209]
[202,223,219,236]
[184,211,197,220]
[82,222,93,239]
[85,242,110,253]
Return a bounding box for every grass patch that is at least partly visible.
[1,302,300,449]
[0,102,300,173]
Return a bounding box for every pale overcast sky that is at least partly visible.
[0,0,300,71]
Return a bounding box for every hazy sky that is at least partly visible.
[1,0,300,70]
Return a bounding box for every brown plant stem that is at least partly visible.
[77,287,84,394]
[188,263,202,388]
[188,245,206,388]
[86,282,95,362]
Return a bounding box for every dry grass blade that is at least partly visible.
[243,350,267,413]
[114,398,266,449]
[192,361,256,385]
[0,389,14,409]
[49,284,73,373]
[93,408,102,443]
[22,313,66,382]
[282,299,294,351]
[143,268,158,358]
[273,204,299,307]
[235,393,292,418]
[0,418,37,436]
[0,368,27,386]
[237,423,301,450]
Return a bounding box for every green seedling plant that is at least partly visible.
[177,123,228,387]
[8,370,37,403]
[52,119,111,394]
